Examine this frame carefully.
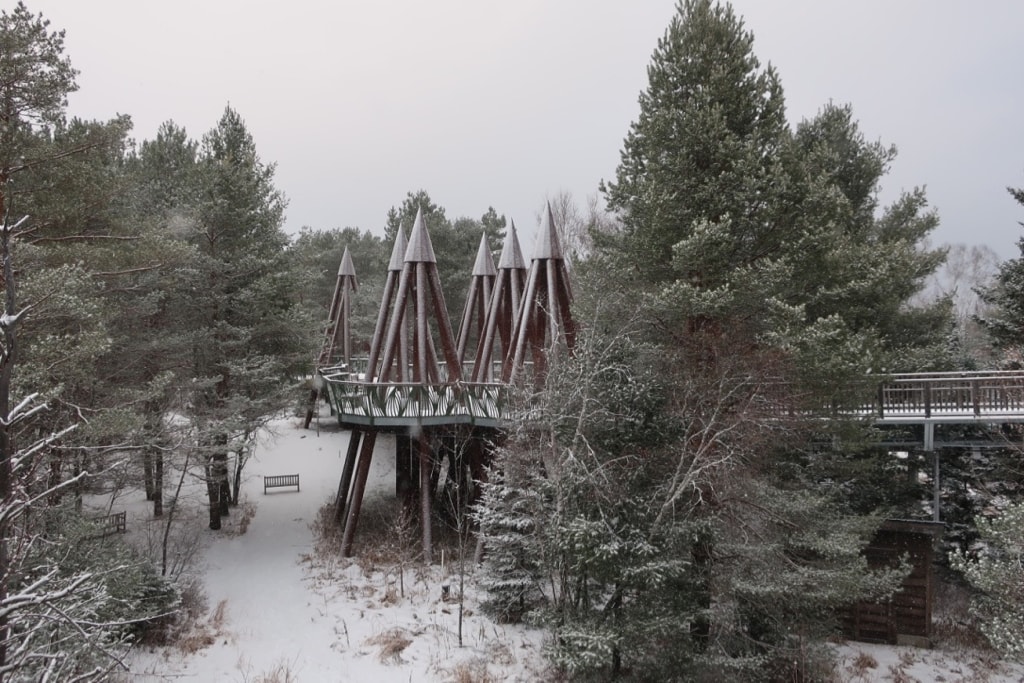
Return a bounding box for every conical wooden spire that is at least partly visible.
[387,226,408,271]
[456,234,497,367]
[472,221,527,382]
[365,228,408,380]
[498,219,526,270]
[472,232,498,278]
[319,247,359,366]
[504,204,576,385]
[373,207,462,384]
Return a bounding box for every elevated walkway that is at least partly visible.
[863,371,1024,424]
[322,368,1024,432]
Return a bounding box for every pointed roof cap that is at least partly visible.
[388,227,408,271]
[472,234,497,277]
[338,246,358,288]
[404,206,437,263]
[532,202,564,261]
[338,246,356,276]
[497,219,527,270]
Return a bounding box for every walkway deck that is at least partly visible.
[322,367,1024,430]
[320,361,509,428]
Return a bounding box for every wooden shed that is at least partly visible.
[845,519,944,647]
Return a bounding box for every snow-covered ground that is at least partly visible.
[123,409,548,682]
[833,641,1024,682]
[113,408,1024,682]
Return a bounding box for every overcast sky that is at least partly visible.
[26,0,1024,257]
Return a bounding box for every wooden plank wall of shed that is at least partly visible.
[844,527,935,645]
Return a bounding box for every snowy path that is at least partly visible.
[127,410,546,682]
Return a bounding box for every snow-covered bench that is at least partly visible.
[264,474,300,494]
[89,511,126,539]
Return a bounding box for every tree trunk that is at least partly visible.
[162,448,191,576]
[218,453,231,517]
[206,432,230,529]
[142,449,155,501]
[0,221,17,669]
[690,528,712,651]
[206,458,221,530]
[230,447,247,506]
[73,454,83,512]
[153,451,163,518]
[47,454,62,508]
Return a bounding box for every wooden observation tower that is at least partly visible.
[318,204,576,561]
[304,247,358,429]
[321,247,358,367]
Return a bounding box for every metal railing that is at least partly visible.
[320,362,510,427]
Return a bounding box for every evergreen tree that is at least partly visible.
[600,2,949,378]
[0,5,178,676]
[186,106,312,529]
[978,182,1024,358]
[601,0,789,288]
[478,313,904,679]
[951,501,1024,660]
[781,103,952,377]
[115,120,204,517]
[480,1,951,678]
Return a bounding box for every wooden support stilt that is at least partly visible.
[418,430,433,563]
[467,436,486,508]
[395,432,413,498]
[341,431,377,557]
[334,430,361,525]
[443,435,463,512]
[429,441,444,507]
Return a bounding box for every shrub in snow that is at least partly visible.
[951,501,1024,660]
[0,505,181,679]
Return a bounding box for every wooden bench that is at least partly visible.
[264,474,300,494]
[89,511,127,539]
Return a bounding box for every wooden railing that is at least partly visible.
[783,371,1024,422]
[868,371,1024,420]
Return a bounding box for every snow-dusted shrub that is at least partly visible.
[42,507,180,635]
[950,502,1024,660]
[0,504,180,680]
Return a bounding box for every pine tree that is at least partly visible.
[474,439,550,623]
[780,103,952,378]
[186,106,312,529]
[478,1,950,678]
[601,0,789,288]
[978,183,1024,358]
[111,121,205,516]
[950,501,1024,660]
[0,6,178,676]
[600,2,949,378]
